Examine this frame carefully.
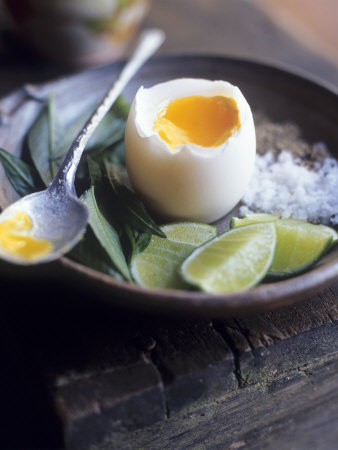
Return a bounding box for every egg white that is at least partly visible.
[124,78,256,223]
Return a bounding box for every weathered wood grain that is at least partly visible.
[54,359,165,450]
[143,321,236,414]
[2,282,336,449]
[92,358,338,450]
[0,248,337,449]
[49,286,337,449]
[0,275,336,449]
[216,286,338,387]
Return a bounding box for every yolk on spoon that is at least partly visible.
[0,210,53,261]
[153,95,240,151]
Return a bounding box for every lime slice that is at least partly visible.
[271,218,335,276]
[131,222,217,289]
[181,222,276,293]
[230,213,279,228]
[231,213,336,276]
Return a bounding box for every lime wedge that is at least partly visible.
[230,213,279,228]
[181,222,276,293]
[131,222,217,289]
[231,213,336,276]
[271,218,335,276]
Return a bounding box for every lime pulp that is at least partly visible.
[231,213,336,276]
[131,222,217,289]
[181,222,277,293]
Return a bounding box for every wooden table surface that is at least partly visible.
[0,1,337,449]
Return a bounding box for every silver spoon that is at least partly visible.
[0,28,165,265]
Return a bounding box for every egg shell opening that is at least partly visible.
[124,78,256,223]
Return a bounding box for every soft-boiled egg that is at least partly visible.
[124,78,256,223]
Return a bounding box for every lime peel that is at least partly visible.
[181,222,277,293]
[231,213,336,277]
[131,222,217,289]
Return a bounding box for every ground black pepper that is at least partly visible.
[254,112,331,167]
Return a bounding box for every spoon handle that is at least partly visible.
[48,28,165,195]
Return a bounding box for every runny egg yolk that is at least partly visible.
[0,210,53,261]
[153,95,241,151]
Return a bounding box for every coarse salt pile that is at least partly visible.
[240,149,338,225]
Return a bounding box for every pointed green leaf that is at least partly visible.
[85,95,128,152]
[87,155,103,187]
[86,114,125,153]
[82,187,131,280]
[54,108,93,162]
[124,224,152,261]
[57,96,128,158]
[108,140,125,165]
[68,229,124,280]
[113,95,130,120]
[104,162,165,238]
[28,95,65,185]
[0,147,42,197]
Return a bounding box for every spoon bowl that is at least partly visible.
[0,28,165,265]
[0,189,88,264]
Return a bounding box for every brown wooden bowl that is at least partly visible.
[0,55,337,317]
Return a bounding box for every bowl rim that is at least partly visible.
[1,53,338,317]
[56,53,338,316]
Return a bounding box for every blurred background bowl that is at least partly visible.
[2,0,151,67]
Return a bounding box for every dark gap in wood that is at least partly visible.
[233,318,256,354]
[145,346,171,419]
[326,310,337,324]
[211,320,242,388]
[256,315,288,344]
[141,351,170,420]
[133,327,175,388]
[296,366,314,378]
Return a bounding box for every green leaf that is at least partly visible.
[104,162,165,237]
[113,95,130,120]
[45,96,128,188]
[125,224,152,260]
[87,155,103,187]
[101,140,125,166]
[86,95,129,152]
[68,229,125,281]
[0,147,42,197]
[27,93,128,187]
[28,95,65,186]
[82,186,131,281]
[86,114,125,153]
[58,95,128,156]
[55,108,93,161]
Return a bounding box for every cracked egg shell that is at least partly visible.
[124,78,256,223]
